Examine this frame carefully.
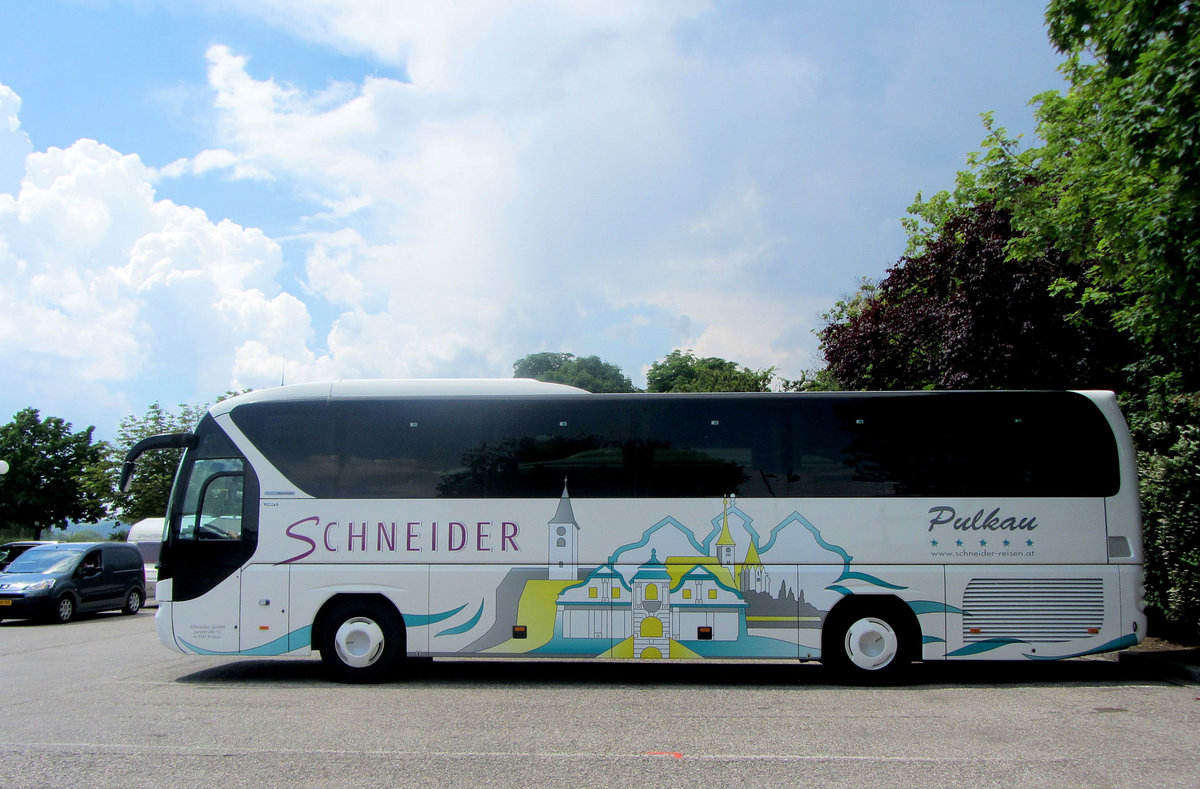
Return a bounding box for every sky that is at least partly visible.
[0,0,1068,442]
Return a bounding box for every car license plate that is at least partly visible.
[0,599,12,606]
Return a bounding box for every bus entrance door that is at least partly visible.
[240,565,291,654]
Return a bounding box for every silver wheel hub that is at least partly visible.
[334,617,386,668]
[844,616,899,671]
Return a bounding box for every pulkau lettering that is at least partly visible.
[927,506,1038,533]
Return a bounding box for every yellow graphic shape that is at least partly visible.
[483,579,574,654]
[665,556,737,589]
[669,640,702,659]
[597,638,702,660]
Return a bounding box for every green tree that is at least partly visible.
[646,350,774,393]
[0,408,114,540]
[512,352,637,393]
[820,199,1133,391]
[778,368,844,392]
[109,401,209,522]
[985,2,1196,389]
[936,2,1200,390]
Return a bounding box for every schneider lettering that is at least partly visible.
[280,516,521,564]
[927,506,1038,533]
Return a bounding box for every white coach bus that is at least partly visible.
[119,380,1145,682]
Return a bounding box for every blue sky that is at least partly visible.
[0,0,1066,441]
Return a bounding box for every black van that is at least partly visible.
[0,543,146,623]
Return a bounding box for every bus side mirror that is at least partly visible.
[119,461,137,493]
[119,433,197,492]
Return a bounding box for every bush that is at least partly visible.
[1138,423,1200,640]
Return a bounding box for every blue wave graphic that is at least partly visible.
[835,570,907,590]
[945,637,1029,657]
[406,602,468,627]
[1024,633,1139,660]
[436,600,486,637]
[908,600,966,616]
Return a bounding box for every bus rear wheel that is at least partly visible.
[823,601,915,683]
[319,600,403,683]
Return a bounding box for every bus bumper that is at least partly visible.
[1121,564,1148,646]
[155,599,185,654]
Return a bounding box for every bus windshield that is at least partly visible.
[178,458,245,541]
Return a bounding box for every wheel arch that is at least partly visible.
[822,593,923,663]
[310,593,406,653]
[52,589,80,623]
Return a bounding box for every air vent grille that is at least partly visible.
[962,578,1104,643]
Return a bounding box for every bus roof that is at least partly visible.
[208,381,1120,419]
[210,379,589,416]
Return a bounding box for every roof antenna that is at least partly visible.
[281,354,286,387]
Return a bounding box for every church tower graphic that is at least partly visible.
[738,540,772,594]
[715,495,736,566]
[547,479,579,580]
[631,549,671,659]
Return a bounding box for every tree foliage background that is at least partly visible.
[821,200,1132,391]
[512,352,637,393]
[0,408,112,540]
[109,401,211,523]
[820,0,1200,637]
[514,349,777,393]
[646,350,774,393]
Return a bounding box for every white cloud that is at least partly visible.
[153,148,273,181]
[223,1,705,94]
[0,98,309,428]
[0,85,32,195]
[192,4,829,388]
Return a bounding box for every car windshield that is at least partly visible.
[5,548,84,574]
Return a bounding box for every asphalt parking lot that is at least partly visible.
[1,611,1197,788]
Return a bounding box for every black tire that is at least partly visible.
[53,594,76,624]
[318,600,404,684]
[122,588,144,615]
[822,600,915,683]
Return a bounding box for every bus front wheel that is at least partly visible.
[319,600,403,683]
[822,601,915,683]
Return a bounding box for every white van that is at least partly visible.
[125,518,163,605]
